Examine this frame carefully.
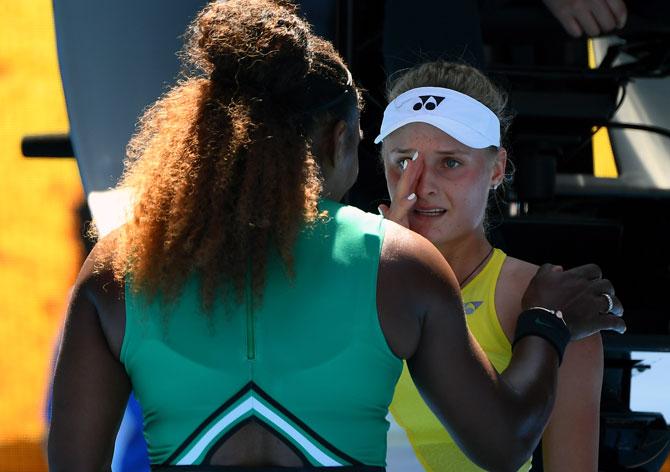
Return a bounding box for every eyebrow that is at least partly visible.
[389,147,467,156]
[435,150,467,156]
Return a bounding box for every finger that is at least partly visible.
[589,280,623,315]
[609,294,624,317]
[590,278,614,296]
[591,0,617,32]
[575,9,602,37]
[380,198,415,227]
[598,293,615,314]
[567,263,602,280]
[600,314,626,334]
[385,153,422,225]
[394,151,421,200]
[546,1,585,38]
[378,204,389,218]
[561,14,584,37]
[536,263,562,276]
[388,191,418,224]
[605,0,627,28]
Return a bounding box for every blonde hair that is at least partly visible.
[385,61,513,231]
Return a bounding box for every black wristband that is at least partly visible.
[512,309,571,365]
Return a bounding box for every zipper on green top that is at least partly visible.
[246,272,255,360]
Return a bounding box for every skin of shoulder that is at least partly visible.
[48,230,131,472]
[495,256,539,342]
[76,230,127,360]
[494,254,603,471]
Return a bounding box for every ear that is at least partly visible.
[490,147,507,188]
[331,120,349,167]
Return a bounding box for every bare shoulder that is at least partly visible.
[76,230,123,299]
[73,229,127,358]
[495,256,539,341]
[499,256,538,293]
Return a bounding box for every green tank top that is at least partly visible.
[121,200,402,467]
[387,249,532,472]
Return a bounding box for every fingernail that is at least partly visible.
[401,160,408,171]
[407,193,416,201]
[411,151,419,161]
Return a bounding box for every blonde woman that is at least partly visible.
[378,61,606,471]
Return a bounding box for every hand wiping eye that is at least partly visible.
[400,151,419,172]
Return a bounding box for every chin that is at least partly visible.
[410,221,461,250]
[409,220,442,242]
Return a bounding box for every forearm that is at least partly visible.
[453,326,562,471]
[495,336,560,466]
[411,331,560,472]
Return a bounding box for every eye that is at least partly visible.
[396,158,410,171]
[444,158,462,169]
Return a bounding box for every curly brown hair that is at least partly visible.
[108,0,360,309]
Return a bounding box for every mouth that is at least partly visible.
[413,208,447,217]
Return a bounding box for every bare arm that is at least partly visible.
[498,259,603,470]
[543,334,603,471]
[378,221,622,472]
[48,244,131,472]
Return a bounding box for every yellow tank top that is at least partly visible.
[387,248,532,472]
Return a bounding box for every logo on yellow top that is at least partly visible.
[464,301,483,315]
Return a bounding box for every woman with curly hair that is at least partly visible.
[48,1,623,471]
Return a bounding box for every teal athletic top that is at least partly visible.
[121,200,402,467]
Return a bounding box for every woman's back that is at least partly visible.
[123,200,401,467]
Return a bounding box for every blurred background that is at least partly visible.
[0,1,83,471]
[2,0,670,470]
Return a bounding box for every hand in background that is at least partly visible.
[542,0,627,38]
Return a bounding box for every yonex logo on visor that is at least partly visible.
[374,87,501,149]
[413,95,445,111]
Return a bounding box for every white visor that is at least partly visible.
[374,87,500,149]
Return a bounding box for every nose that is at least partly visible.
[415,162,438,198]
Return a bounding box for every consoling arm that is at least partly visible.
[377,221,623,472]
[48,251,131,472]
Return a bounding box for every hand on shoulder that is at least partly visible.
[523,263,625,340]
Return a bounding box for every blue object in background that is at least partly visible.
[111,394,150,472]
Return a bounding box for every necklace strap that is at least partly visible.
[458,246,494,287]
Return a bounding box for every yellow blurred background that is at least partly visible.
[0,1,83,470]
